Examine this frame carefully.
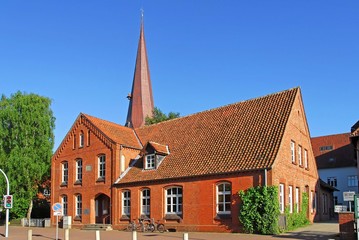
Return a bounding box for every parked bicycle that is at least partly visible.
[148,218,166,233]
[127,218,153,232]
[126,218,165,233]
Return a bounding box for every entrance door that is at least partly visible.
[95,194,110,224]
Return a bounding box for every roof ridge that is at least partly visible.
[311,132,351,139]
[82,113,131,130]
[137,87,300,129]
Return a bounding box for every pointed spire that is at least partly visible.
[125,11,154,128]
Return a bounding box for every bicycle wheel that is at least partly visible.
[126,223,134,231]
[157,223,165,233]
[148,223,155,232]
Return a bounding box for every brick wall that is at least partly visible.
[339,212,355,240]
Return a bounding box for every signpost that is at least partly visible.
[52,202,63,240]
[354,194,359,240]
[344,191,355,212]
[0,168,10,238]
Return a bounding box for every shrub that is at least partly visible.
[238,186,280,234]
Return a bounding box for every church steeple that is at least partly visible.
[125,12,154,128]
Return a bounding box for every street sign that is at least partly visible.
[334,205,347,213]
[343,191,355,202]
[52,202,63,216]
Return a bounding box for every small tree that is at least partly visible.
[145,107,180,125]
[0,91,55,219]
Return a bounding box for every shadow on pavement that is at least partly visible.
[273,231,339,240]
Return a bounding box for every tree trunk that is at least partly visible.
[27,199,33,226]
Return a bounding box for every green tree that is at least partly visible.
[0,91,55,219]
[145,107,180,125]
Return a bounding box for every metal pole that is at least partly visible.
[0,168,10,238]
[56,215,59,240]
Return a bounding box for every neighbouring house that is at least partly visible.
[311,133,357,214]
[51,17,321,232]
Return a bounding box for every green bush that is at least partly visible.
[285,192,310,230]
[238,186,280,234]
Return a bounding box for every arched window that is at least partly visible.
[61,161,68,185]
[216,182,231,215]
[75,159,82,183]
[79,131,84,148]
[98,155,106,179]
[75,194,82,218]
[165,187,182,215]
[141,189,150,216]
[61,195,68,216]
[122,190,131,217]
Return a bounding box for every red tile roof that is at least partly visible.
[83,114,142,149]
[117,87,299,184]
[311,133,356,169]
[142,141,169,155]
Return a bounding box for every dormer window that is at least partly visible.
[145,154,155,170]
[141,141,170,171]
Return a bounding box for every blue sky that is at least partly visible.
[1,1,358,150]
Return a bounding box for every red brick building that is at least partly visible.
[51,18,320,232]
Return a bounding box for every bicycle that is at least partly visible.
[149,219,165,233]
[126,218,154,232]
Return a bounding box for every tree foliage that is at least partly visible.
[0,91,55,219]
[238,186,280,234]
[145,107,180,125]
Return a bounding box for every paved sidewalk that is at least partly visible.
[0,221,340,240]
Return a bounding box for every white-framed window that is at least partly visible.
[166,187,183,215]
[98,155,106,179]
[298,145,302,166]
[288,186,293,213]
[145,154,155,170]
[327,177,337,187]
[304,149,308,169]
[122,190,131,216]
[348,175,358,187]
[61,195,68,216]
[62,162,68,184]
[141,189,150,216]
[291,141,295,163]
[216,182,231,215]
[76,159,82,182]
[76,194,82,217]
[79,131,84,148]
[279,184,284,213]
[295,187,299,213]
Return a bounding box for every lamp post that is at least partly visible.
[0,168,10,238]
